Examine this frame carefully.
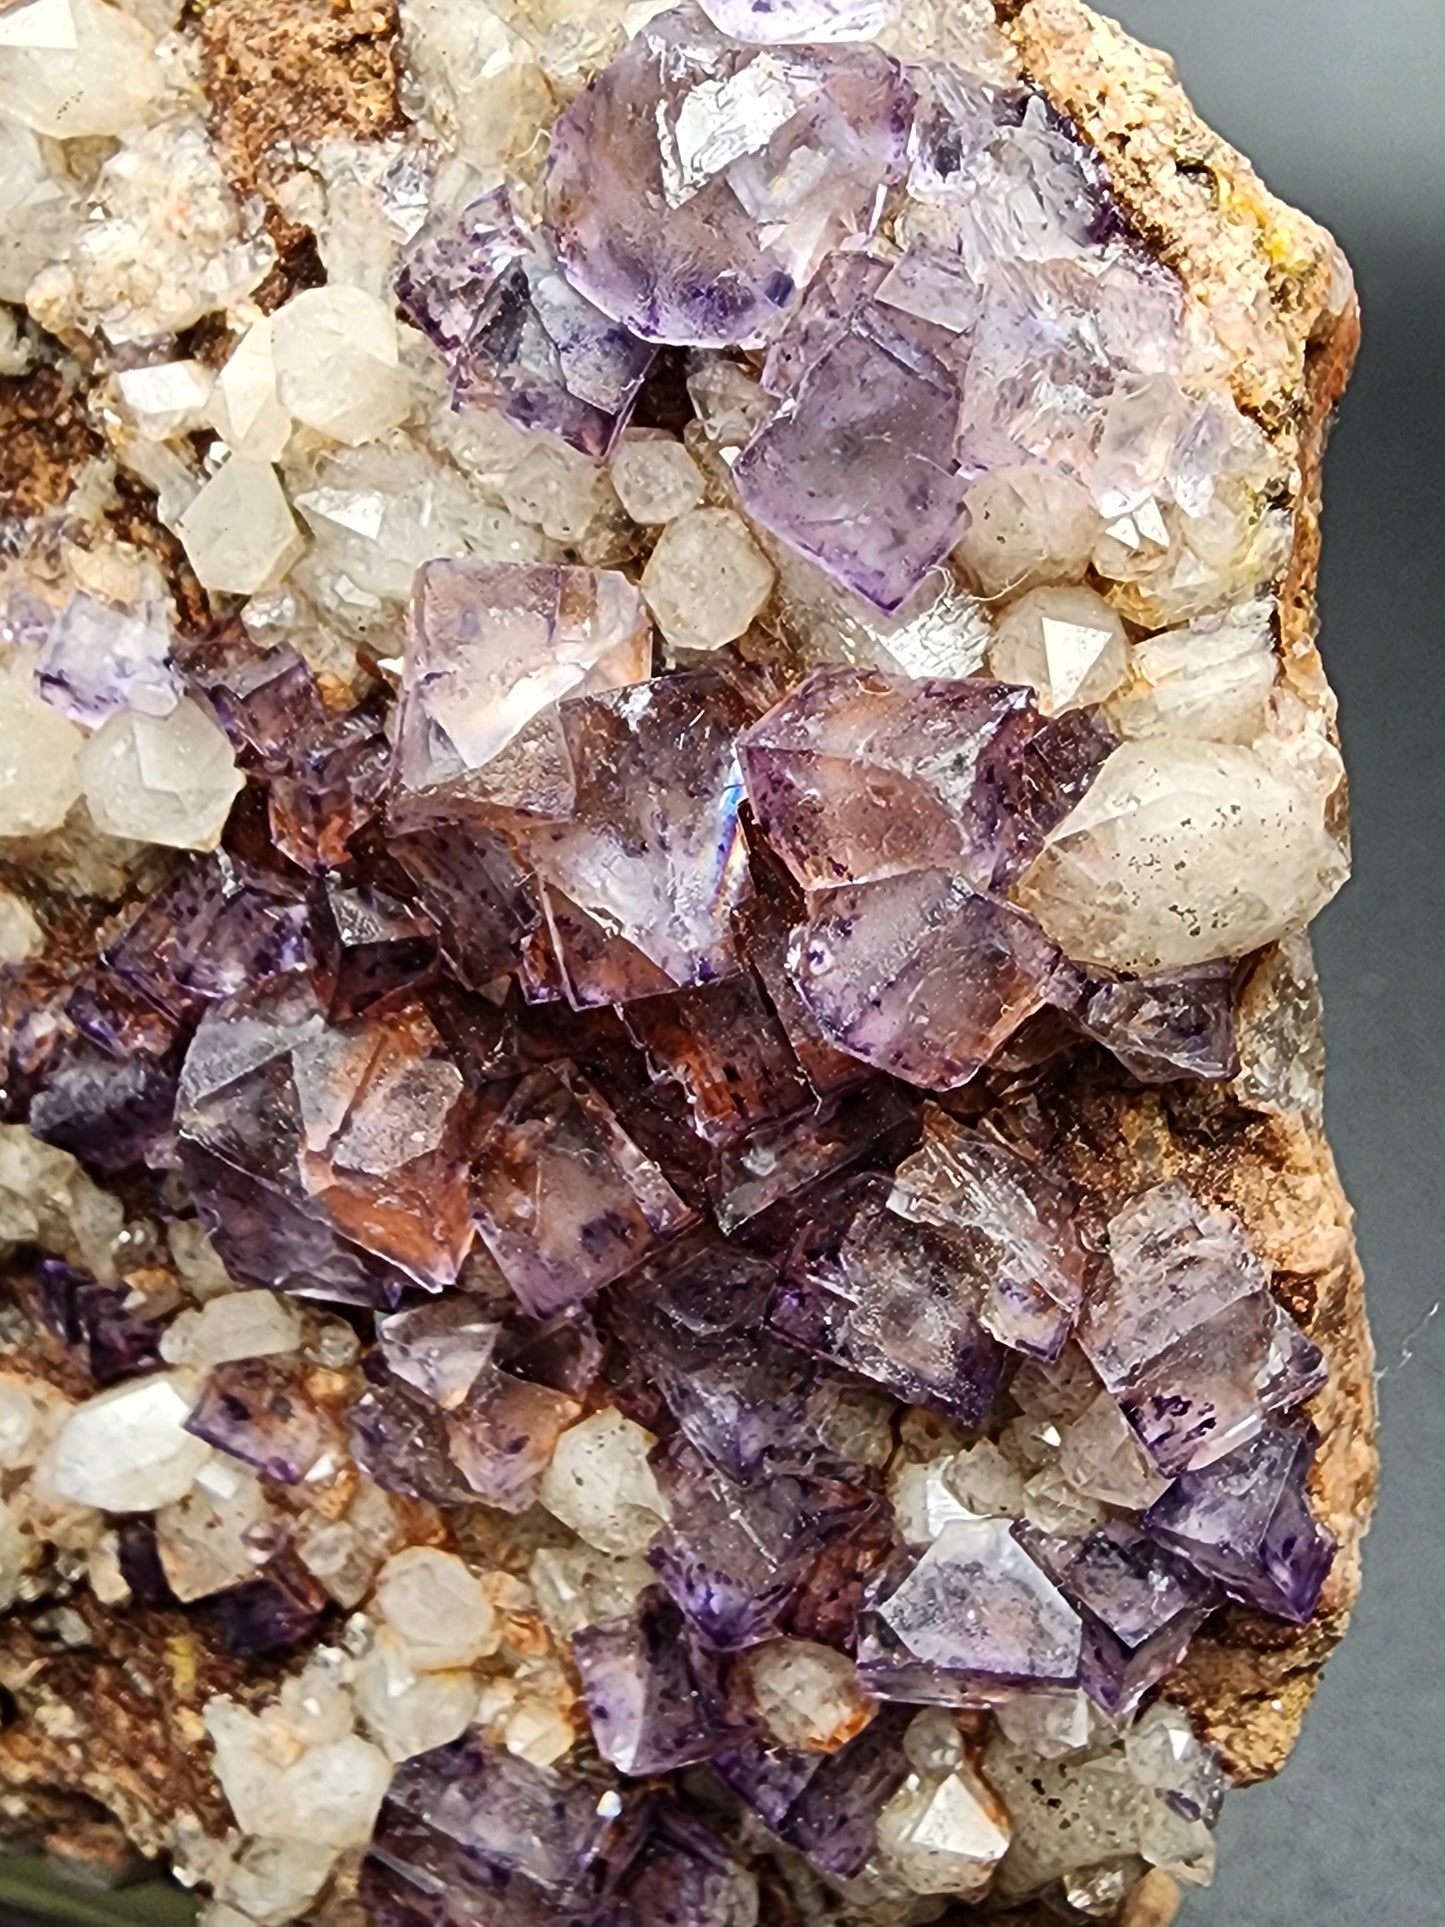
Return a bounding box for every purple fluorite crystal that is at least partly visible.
[398,190,656,456]
[1144,1423,1336,1624]
[36,591,180,728]
[544,8,913,348]
[572,1590,724,1775]
[36,1260,164,1385]
[859,1518,1083,1700]
[695,0,896,41]
[186,1359,337,1484]
[600,1804,758,1927]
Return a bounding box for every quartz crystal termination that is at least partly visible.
[0,0,1372,1924]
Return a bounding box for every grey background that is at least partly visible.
[1098,4,1445,1923]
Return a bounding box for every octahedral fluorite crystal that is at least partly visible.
[0,0,1367,1923]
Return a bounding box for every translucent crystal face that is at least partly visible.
[0,0,1356,1920]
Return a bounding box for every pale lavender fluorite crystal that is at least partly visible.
[544,6,913,348]
[695,0,897,42]
[36,591,181,728]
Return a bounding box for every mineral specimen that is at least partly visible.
[0,0,1371,1924]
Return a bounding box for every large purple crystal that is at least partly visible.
[544,7,913,348]
[572,1590,725,1775]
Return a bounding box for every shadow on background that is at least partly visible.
[1102,4,1445,1922]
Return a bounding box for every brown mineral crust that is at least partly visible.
[0,364,101,523]
[198,0,402,280]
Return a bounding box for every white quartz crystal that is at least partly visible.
[0,0,162,140]
[0,647,83,835]
[216,1836,336,1927]
[205,1698,392,1850]
[211,318,293,465]
[178,458,305,597]
[888,1456,978,1546]
[372,1546,499,1670]
[399,0,554,171]
[642,507,775,653]
[156,1461,269,1602]
[1016,737,1347,973]
[271,286,410,446]
[957,467,1102,599]
[28,119,274,343]
[79,697,245,851]
[1110,602,1278,744]
[529,1544,656,1639]
[0,1125,123,1277]
[0,113,78,304]
[0,886,41,963]
[355,1625,478,1762]
[877,1758,1013,1898]
[0,1376,40,1470]
[115,360,215,441]
[160,1291,302,1371]
[539,1408,669,1557]
[48,1371,211,1512]
[987,1742,1150,1898]
[610,432,705,524]
[501,435,622,548]
[167,1218,235,1301]
[988,584,1128,714]
[1059,1391,1171,1510]
[747,1640,873,1753]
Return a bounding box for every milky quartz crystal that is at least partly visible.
[0,0,1372,1923]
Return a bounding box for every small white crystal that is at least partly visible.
[210,318,293,465]
[0,114,79,304]
[0,1375,40,1469]
[372,1546,499,1671]
[501,436,622,547]
[539,1407,668,1557]
[989,584,1128,714]
[156,1461,269,1602]
[0,0,161,139]
[167,1218,234,1301]
[888,1456,978,1545]
[1059,1391,1171,1511]
[355,1626,477,1763]
[206,1699,392,1850]
[0,648,83,836]
[1016,737,1347,972]
[945,1440,1028,1519]
[747,1639,873,1753]
[278,1650,357,1749]
[611,432,705,524]
[271,286,409,447]
[297,1519,379,1611]
[177,458,305,597]
[160,1291,302,1371]
[995,1687,1114,1762]
[528,1544,656,1639]
[0,886,41,963]
[216,1836,336,1927]
[876,1761,1013,1898]
[642,506,774,652]
[399,0,553,171]
[0,1125,123,1277]
[48,1371,211,1512]
[79,697,245,851]
[1110,602,1278,745]
[957,467,1102,599]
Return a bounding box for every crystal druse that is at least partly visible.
[0,0,1371,1923]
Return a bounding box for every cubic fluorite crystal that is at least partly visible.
[0,1,1371,1923]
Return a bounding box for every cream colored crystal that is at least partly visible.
[211,318,293,464]
[957,468,1103,600]
[79,697,245,851]
[215,1836,336,1927]
[0,0,162,140]
[48,1371,211,1512]
[156,1461,269,1603]
[355,1625,478,1763]
[642,507,774,653]
[115,359,214,440]
[538,1408,668,1556]
[28,118,274,344]
[501,436,622,547]
[1015,737,1347,973]
[746,1640,874,1753]
[160,1291,302,1371]
[0,648,83,836]
[610,432,705,524]
[989,584,1128,714]
[0,885,41,962]
[876,1759,1013,1898]
[1110,603,1278,744]
[528,1544,656,1639]
[205,1699,391,1850]
[399,0,554,172]
[0,1125,123,1278]
[177,458,305,597]
[372,1546,499,1671]
[271,287,409,446]
[0,112,78,304]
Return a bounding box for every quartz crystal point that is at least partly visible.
[0,0,1369,1920]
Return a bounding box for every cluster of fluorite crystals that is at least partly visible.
[0,0,1354,1920]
